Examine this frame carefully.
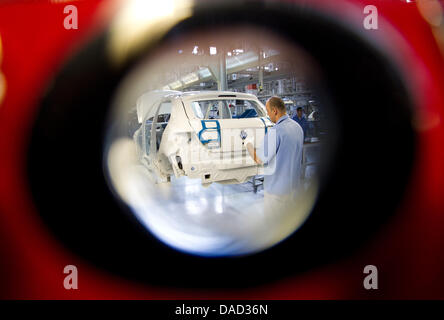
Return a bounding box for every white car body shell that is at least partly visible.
[133,90,274,184]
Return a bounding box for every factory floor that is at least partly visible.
[109,138,319,256]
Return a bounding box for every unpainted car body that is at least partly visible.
[133,90,274,185]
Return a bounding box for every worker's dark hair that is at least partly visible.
[267,96,286,112]
[297,106,303,111]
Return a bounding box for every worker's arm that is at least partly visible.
[246,142,263,165]
[250,128,278,166]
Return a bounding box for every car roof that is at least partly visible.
[179,91,259,102]
[136,90,261,123]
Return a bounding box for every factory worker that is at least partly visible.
[247,96,304,215]
[292,106,308,137]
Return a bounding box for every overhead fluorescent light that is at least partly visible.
[169,80,183,89]
[181,73,199,84]
[198,68,211,78]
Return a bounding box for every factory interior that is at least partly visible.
[106,28,329,256]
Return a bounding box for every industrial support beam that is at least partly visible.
[218,50,228,91]
[258,50,264,93]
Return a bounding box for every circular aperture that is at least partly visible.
[27,1,415,287]
[105,26,331,257]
